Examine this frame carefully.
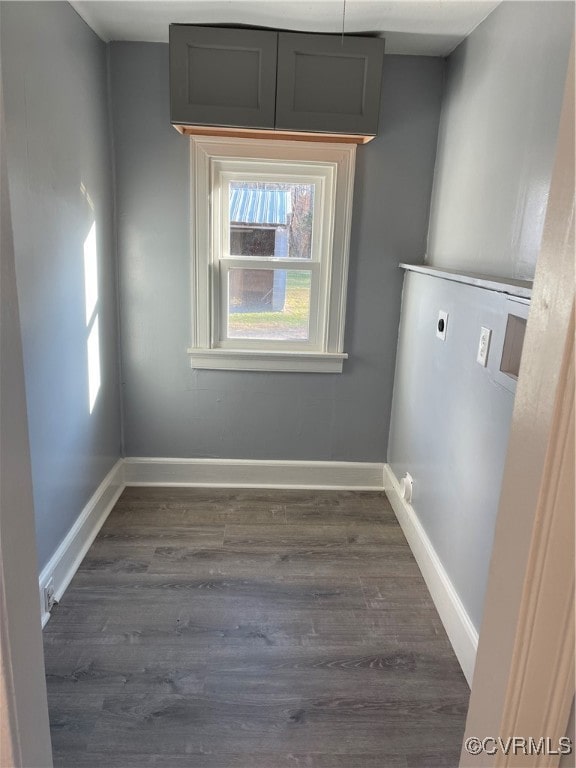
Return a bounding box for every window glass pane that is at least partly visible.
[229,182,314,259]
[228,269,311,341]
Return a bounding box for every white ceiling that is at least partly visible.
[69,0,501,57]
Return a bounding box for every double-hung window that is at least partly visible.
[188,137,355,372]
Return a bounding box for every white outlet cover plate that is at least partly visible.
[436,311,448,340]
[477,326,492,366]
[401,472,414,503]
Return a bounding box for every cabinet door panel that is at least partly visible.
[170,26,277,128]
[276,33,384,135]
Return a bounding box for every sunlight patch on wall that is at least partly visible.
[87,319,101,413]
[84,222,98,323]
[83,221,101,413]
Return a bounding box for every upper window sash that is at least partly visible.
[214,168,333,266]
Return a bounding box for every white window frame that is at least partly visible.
[188,136,356,373]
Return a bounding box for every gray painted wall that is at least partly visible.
[110,43,444,461]
[427,1,573,280]
[388,272,521,630]
[1,2,122,571]
[387,0,574,633]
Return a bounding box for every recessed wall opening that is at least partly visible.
[500,313,527,380]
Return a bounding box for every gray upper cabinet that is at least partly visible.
[275,33,385,136]
[169,26,277,128]
[169,26,385,138]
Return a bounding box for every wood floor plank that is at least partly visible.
[44,488,469,766]
[44,640,464,682]
[51,751,409,768]
[95,524,226,548]
[118,487,389,506]
[113,499,288,526]
[284,506,397,525]
[146,541,421,573]
[44,606,448,652]
[222,522,408,551]
[87,691,465,756]
[56,576,367,620]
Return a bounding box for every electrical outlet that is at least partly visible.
[44,576,56,614]
[400,472,414,504]
[436,311,448,341]
[477,326,492,367]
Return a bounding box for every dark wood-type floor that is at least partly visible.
[43,488,470,768]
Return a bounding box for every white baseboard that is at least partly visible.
[39,459,125,627]
[383,463,478,686]
[124,457,386,491]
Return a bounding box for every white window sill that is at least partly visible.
[187,348,347,373]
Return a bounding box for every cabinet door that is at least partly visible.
[275,33,384,135]
[170,26,277,128]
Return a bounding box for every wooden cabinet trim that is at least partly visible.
[173,123,374,144]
